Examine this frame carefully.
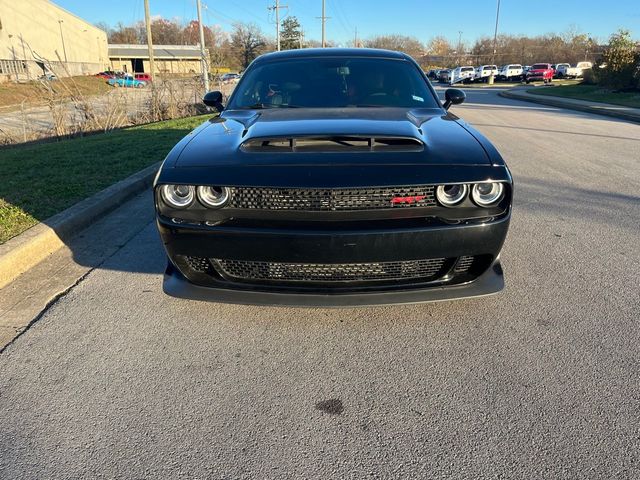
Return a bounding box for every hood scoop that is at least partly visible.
[241,135,424,153]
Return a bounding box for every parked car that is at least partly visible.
[449,66,475,85]
[525,63,554,84]
[438,69,451,83]
[555,61,593,78]
[497,64,523,81]
[154,48,513,306]
[96,71,116,79]
[220,73,241,82]
[135,73,153,82]
[107,76,147,88]
[551,63,570,78]
[427,69,440,80]
[474,65,498,82]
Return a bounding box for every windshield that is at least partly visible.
[532,64,548,70]
[228,57,439,109]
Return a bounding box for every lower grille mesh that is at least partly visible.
[228,186,437,211]
[213,258,446,283]
[454,255,475,273]
[184,256,212,273]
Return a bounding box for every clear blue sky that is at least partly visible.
[54,0,638,45]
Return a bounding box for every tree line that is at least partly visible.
[98,18,637,81]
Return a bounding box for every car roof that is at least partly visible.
[253,48,411,64]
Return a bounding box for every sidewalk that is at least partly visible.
[499,88,640,124]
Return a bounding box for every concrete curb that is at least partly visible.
[0,162,160,289]
[499,89,640,124]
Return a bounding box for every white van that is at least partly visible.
[497,64,523,81]
[449,66,476,85]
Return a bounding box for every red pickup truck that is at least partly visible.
[525,63,554,84]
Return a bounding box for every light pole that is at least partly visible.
[489,0,501,84]
[58,20,68,63]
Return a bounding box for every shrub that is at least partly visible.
[582,66,599,85]
[599,29,638,90]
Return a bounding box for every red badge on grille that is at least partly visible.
[391,195,426,205]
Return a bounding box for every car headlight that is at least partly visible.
[160,184,195,208]
[436,184,468,207]
[197,186,230,208]
[471,182,504,206]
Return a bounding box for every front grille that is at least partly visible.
[213,258,446,283]
[228,186,437,211]
[184,256,212,273]
[454,255,475,273]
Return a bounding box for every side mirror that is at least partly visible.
[443,88,465,110]
[203,91,224,112]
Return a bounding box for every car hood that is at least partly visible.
[170,107,491,168]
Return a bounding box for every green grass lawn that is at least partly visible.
[0,115,211,244]
[528,84,640,109]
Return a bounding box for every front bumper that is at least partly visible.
[157,213,510,306]
[163,259,504,307]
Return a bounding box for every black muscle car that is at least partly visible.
[154,48,512,306]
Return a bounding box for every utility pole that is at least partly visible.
[276,0,281,51]
[489,0,501,84]
[57,20,68,63]
[457,31,463,64]
[196,0,210,91]
[318,0,330,48]
[143,0,155,78]
[269,0,288,51]
[354,27,358,48]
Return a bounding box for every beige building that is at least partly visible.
[108,44,207,76]
[0,0,108,81]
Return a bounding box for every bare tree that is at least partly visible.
[149,18,182,44]
[364,35,424,59]
[231,22,267,68]
[109,22,143,44]
[426,36,453,57]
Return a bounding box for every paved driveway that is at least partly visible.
[1,88,639,478]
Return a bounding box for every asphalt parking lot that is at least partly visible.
[1,88,639,478]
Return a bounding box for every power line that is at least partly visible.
[329,0,351,38]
